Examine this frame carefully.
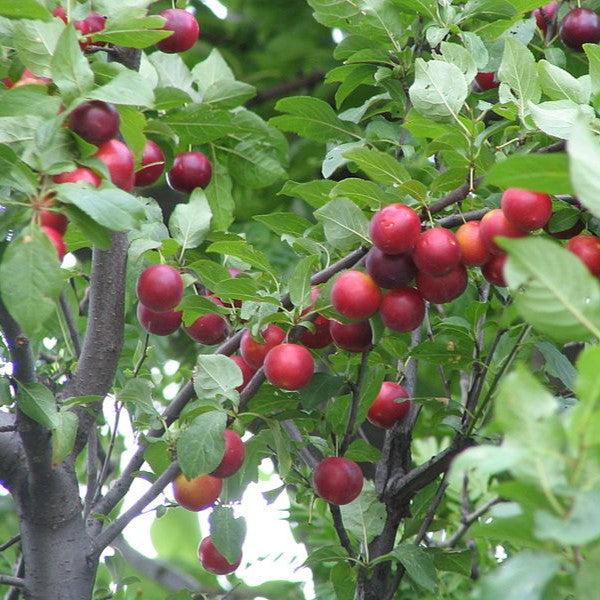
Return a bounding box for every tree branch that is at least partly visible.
[340,350,370,455]
[59,291,81,357]
[438,497,502,548]
[93,462,180,552]
[111,536,205,593]
[329,504,355,557]
[0,575,25,589]
[61,233,129,459]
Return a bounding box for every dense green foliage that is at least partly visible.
[1,0,600,599]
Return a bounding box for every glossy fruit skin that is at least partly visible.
[198,537,241,575]
[329,320,372,353]
[380,288,425,333]
[136,264,184,312]
[567,234,600,276]
[365,247,416,289]
[167,151,212,192]
[68,101,119,145]
[240,324,286,369]
[52,166,101,187]
[560,8,600,51]
[473,72,499,91]
[135,140,166,187]
[211,430,246,478]
[42,226,66,260]
[331,271,382,320]
[95,139,135,191]
[300,315,333,349]
[85,12,106,35]
[264,343,315,391]
[137,304,182,336]
[230,355,256,391]
[533,1,558,34]
[369,204,421,255]
[172,474,222,511]
[53,6,67,22]
[413,227,462,276]
[40,211,68,235]
[313,457,364,505]
[13,69,51,87]
[184,312,228,345]
[157,9,200,53]
[479,208,526,255]
[500,188,552,232]
[367,381,411,428]
[416,265,468,304]
[456,221,490,266]
[481,254,507,287]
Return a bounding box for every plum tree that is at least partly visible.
[1,2,600,599]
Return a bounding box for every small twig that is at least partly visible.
[59,291,81,357]
[0,575,25,589]
[0,535,20,553]
[132,333,150,378]
[435,208,490,228]
[281,420,320,469]
[415,471,449,544]
[340,351,370,455]
[93,462,180,552]
[0,425,16,433]
[329,504,355,557]
[92,400,123,505]
[437,497,502,548]
[84,428,99,518]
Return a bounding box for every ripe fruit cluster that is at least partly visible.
[28,7,206,262]
[172,429,245,573]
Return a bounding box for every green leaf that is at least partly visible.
[538,60,589,103]
[168,189,212,250]
[163,105,234,144]
[209,506,246,564]
[254,213,313,238]
[187,259,230,290]
[0,226,64,337]
[439,41,477,83]
[0,0,51,19]
[331,178,393,209]
[497,37,541,119]
[213,278,277,304]
[0,143,37,194]
[88,70,154,107]
[314,198,370,251]
[502,236,600,342]
[205,160,234,232]
[51,26,94,103]
[55,184,145,232]
[339,483,385,541]
[16,382,59,429]
[0,115,43,144]
[92,14,171,48]
[271,96,362,143]
[409,59,468,121]
[192,48,235,90]
[179,295,229,327]
[570,345,600,446]
[279,179,336,208]
[206,240,272,273]
[390,544,437,592]
[51,411,78,466]
[176,410,227,478]
[344,439,381,462]
[298,373,345,410]
[568,116,600,220]
[12,19,63,78]
[476,551,559,600]
[485,153,573,194]
[536,341,576,391]
[289,255,319,309]
[343,147,409,185]
[535,490,600,545]
[430,548,472,576]
[194,355,243,403]
[529,100,593,140]
[584,43,600,96]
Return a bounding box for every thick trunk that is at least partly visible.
[16,466,96,600]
